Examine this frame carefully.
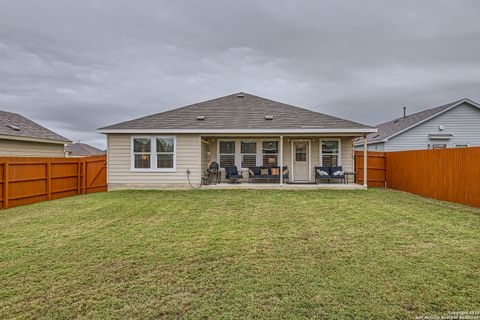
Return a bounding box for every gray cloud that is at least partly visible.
[1,0,479,148]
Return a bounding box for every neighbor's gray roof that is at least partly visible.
[99,93,373,131]
[0,110,70,143]
[65,143,105,156]
[364,99,469,144]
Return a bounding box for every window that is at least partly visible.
[241,140,257,168]
[433,144,446,149]
[321,140,340,166]
[133,138,151,169]
[219,141,235,168]
[262,141,278,167]
[157,137,175,169]
[455,144,469,148]
[132,137,176,171]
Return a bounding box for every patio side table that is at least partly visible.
[344,172,357,184]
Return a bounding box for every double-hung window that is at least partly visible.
[132,136,176,171]
[262,141,278,167]
[219,141,235,168]
[321,140,340,166]
[241,140,257,168]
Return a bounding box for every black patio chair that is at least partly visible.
[225,166,242,184]
[315,166,332,183]
[206,162,220,184]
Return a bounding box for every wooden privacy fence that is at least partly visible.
[0,155,107,209]
[355,148,480,208]
[385,147,480,208]
[354,151,386,187]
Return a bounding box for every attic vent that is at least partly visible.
[196,115,206,121]
[237,93,245,98]
[264,115,274,120]
[6,124,20,131]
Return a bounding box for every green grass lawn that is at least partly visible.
[1,189,479,319]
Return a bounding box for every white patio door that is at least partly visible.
[293,141,309,181]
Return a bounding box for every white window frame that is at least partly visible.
[454,143,470,148]
[261,140,279,168]
[240,140,257,169]
[217,139,237,169]
[131,136,176,172]
[319,138,342,166]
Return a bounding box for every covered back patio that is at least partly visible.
[200,134,369,187]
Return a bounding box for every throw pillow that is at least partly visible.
[249,169,255,176]
[317,169,329,176]
[271,168,280,175]
[282,169,289,175]
[261,168,269,176]
[333,170,344,176]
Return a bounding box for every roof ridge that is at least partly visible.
[99,92,374,130]
[375,99,465,126]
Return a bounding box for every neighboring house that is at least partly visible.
[65,142,106,157]
[98,92,376,189]
[355,98,480,152]
[0,110,71,157]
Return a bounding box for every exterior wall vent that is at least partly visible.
[196,116,206,121]
[6,124,20,131]
[264,115,274,120]
[237,93,245,98]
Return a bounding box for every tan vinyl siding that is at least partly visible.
[0,139,65,157]
[340,137,354,172]
[107,134,201,189]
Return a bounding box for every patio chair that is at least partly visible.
[225,166,243,184]
[206,162,220,184]
[248,166,263,183]
[315,166,332,183]
[329,166,346,183]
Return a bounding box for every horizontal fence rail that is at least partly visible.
[0,155,107,209]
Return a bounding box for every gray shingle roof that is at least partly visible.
[99,92,373,131]
[65,143,105,156]
[0,110,70,143]
[364,99,469,143]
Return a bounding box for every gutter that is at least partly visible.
[98,128,378,134]
[0,134,71,145]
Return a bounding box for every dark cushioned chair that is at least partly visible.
[225,166,242,183]
[315,166,345,183]
[329,166,345,183]
[248,166,288,182]
[315,166,332,183]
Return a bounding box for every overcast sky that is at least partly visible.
[1,1,480,148]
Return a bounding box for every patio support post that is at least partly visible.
[363,134,368,188]
[280,136,284,185]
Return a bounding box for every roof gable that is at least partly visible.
[99,92,374,132]
[65,143,105,156]
[0,110,70,143]
[364,99,480,143]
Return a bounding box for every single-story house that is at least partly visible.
[355,98,480,151]
[0,110,71,157]
[65,142,106,157]
[98,93,377,189]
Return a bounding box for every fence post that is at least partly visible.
[4,162,9,209]
[77,160,81,195]
[82,159,87,194]
[46,160,51,200]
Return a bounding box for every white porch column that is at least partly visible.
[280,136,284,185]
[363,135,368,188]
